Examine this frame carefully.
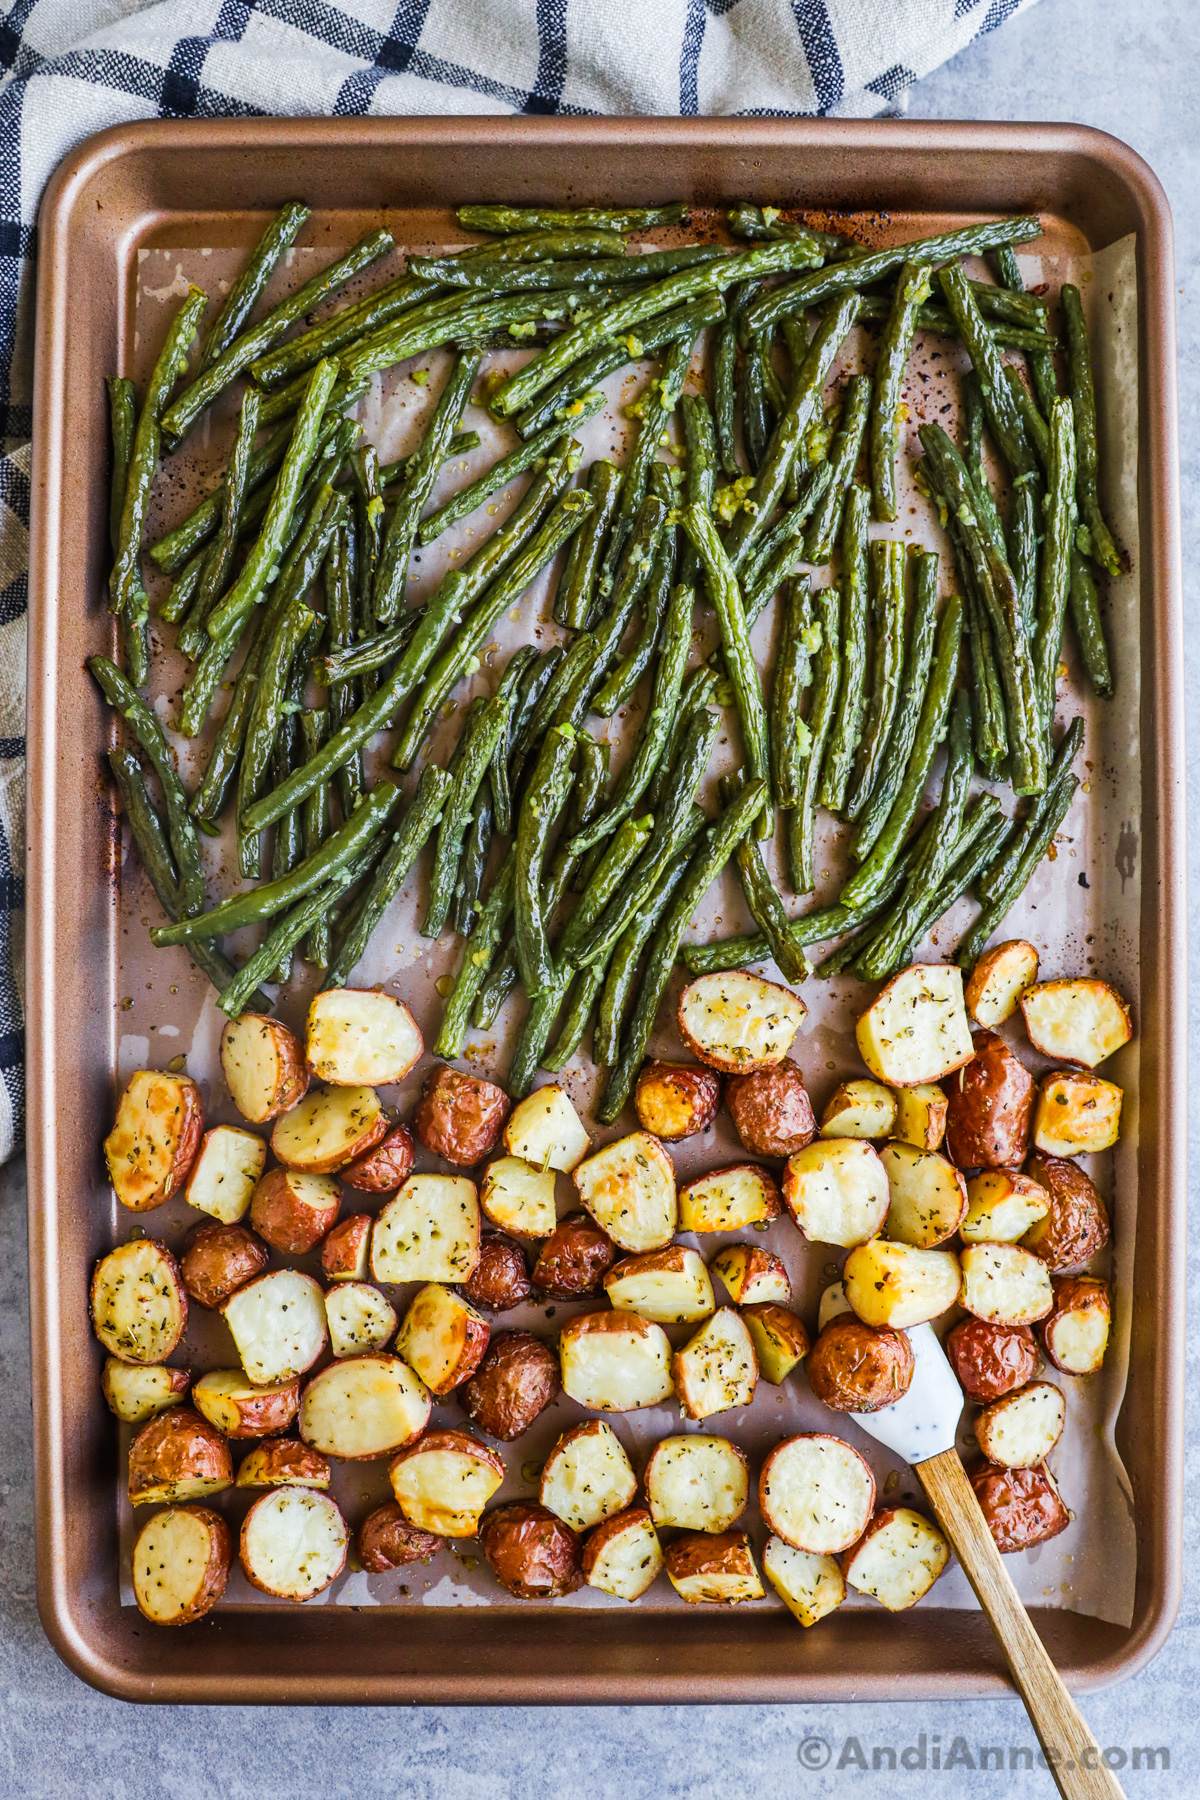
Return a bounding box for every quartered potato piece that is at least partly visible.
[672,1307,758,1421]
[250,1168,341,1254]
[1041,1275,1111,1374]
[946,1317,1038,1403]
[305,987,422,1087]
[220,1014,308,1123]
[806,1315,914,1413]
[341,1123,415,1194]
[763,1536,846,1627]
[299,1353,431,1459]
[480,1503,583,1598]
[890,1083,948,1151]
[132,1505,231,1626]
[184,1125,266,1224]
[559,1311,674,1412]
[841,1508,949,1610]
[222,1270,328,1386]
[843,1239,961,1330]
[325,1282,398,1359]
[665,1530,764,1603]
[634,1060,722,1142]
[725,1059,817,1158]
[180,1221,268,1311]
[573,1131,677,1253]
[389,1430,505,1536]
[759,1434,875,1554]
[461,1332,561,1441]
[959,1243,1054,1326]
[540,1421,637,1531]
[1021,1153,1109,1271]
[370,1173,481,1283]
[239,1489,348,1601]
[531,1212,616,1297]
[271,1085,388,1174]
[677,1163,781,1234]
[1033,1070,1123,1156]
[709,1243,790,1306]
[603,1245,715,1324]
[104,1070,203,1211]
[879,1142,967,1248]
[481,1155,558,1239]
[191,1369,299,1438]
[127,1408,233,1507]
[101,1359,189,1424]
[945,1030,1035,1171]
[820,1079,896,1141]
[504,1082,591,1172]
[235,1439,332,1490]
[1020,978,1132,1069]
[395,1282,490,1393]
[856,963,974,1087]
[91,1239,188,1365]
[970,1462,1070,1553]
[582,1507,663,1601]
[962,1171,1050,1244]
[783,1138,890,1248]
[965,940,1039,1027]
[645,1434,748,1533]
[357,1502,442,1571]
[740,1303,810,1384]
[677,971,806,1073]
[462,1235,532,1314]
[414,1064,510,1166]
[975,1380,1066,1468]
[320,1213,373,1283]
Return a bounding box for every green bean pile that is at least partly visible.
[94,198,1119,1114]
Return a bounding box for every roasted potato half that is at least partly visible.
[480,1502,583,1598]
[222,1270,328,1385]
[762,1536,845,1627]
[104,1069,203,1211]
[320,1213,372,1283]
[480,1154,557,1239]
[127,1408,233,1507]
[1041,1275,1111,1375]
[540,1421,637,1532]
[970,1461,1070,1553]
[856,964,974,1087]
[132,1505,231,1627]
[961,1171,1050,1245]
[183,1124,266,1224]
[573,1130,677,1253]
[250,1167,341,1255]
[220,1014,308,1123]
[945,1318,1038,1404]
[879,1142,967,1248]
[678,971,806,1073]
[1020,977,1132,1069]
[101,1359,189,1425]
[239,1489,348,1601]
[1021,1153,1110,1271]
[645,1434,748,1534]
[843,1239,961,1330]
[582,1507,663,1601]
[634,1060,721,1141]
[841,1508,949,1610]
[460,1331,561,1441]
[725,1059,816,1158]
[820,1079,896,1141]
[959,1243,1053,1327]
[271,1085,388,1174]
[945,1030,1035,1170]
[678,1163,782,1233]
[504,1083,590,1172]
[395,1282,490,1394]
[965,939,1039,1027]
[341,1123,415,1194]
[305,987,422,1087]
[672,1308,758,1421]
[890,1083,948,1152]
[975,1381,1066,1468]
[91,1238,188,1365]
[665,1530,764,1603]
[806,1315,915,1414]
[531,1211,616,1297]
[180,1220,269,1311]
[414,1064,510,1167]
[461,1234,532,1313]
[235,1439,332,1490]
[389,1430,505,1536]
[371,1173,481,1284]
[759,1434,876,1554]
[783,1138,890,1248]
[560,1311,674,1413]
[325,1282,398,1358]
[192,1369,299,1439]
[357,1502,441,1572]
[740,1303,810,1385]
[299,1353,431,1460]
[709,1243,790,1306]
[1033,1070,1123,1155]
[604,1245,714,1323]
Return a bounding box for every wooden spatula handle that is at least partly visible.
[917,1448,1126,1800]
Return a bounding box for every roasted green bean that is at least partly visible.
[788,585,841,894]
[1062,284,1121,577]
[850,550,939,862]
[805,373,870,566]
[514,725,577,996]
[424,696,510,938]
[819,484,870,815]
[1032,397,1080,730]
[937,264,1036,482]
[1067,548,1113,697]
[771,576,815,812]
[435,848,517,1059]
[870,260,932,522]
[682,505,771,834]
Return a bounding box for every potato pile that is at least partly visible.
[98,941,1127,1627]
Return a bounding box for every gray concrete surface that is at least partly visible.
[2,0,1195,1792]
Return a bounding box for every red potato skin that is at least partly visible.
[133,1506,232,1626]
[414,1065,510,1167]
[237,1439,331,1487]
[220,1015,308,1122]
[179,1221,269,1310]
[250,1168,341,1255]
[238,1494,347,1598]
[945,1318,1039,1403]
[461,1235,532,1313]
[1023,1153,1111,1271]
[634,1061,722,1141]
[341,1124,416,1194]
[531,1213,617,1298]
[357,1501,442,1572]
[390,1428,505,1486]
[725,1060,817,1159]
[480,1502,583,1598]
[105,1073,204,1211]
[197,1376,300,1439]
[1040,1275,1111,1373]
[806,1315,916,1413]
[320,1213,372,1281]
[127,1408,233,1505]
[460,1332,561,1442]
[969,1462,1070,1552]
[581,1506,656,1579]
[840,1505,942,1579]
[946,1031,1035,1170]
[664,1530,758,1593]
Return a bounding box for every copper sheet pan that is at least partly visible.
[26,117,1184,1704]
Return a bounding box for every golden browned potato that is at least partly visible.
[127,1408,233,1507]
[104,1070,204,1211]
[740,1304,810,1384]
[1022,1152,1110,1271]
[305,988,422,1087]
[1019,977,1133,1069]
[562,1311,675,1413]
[783,1138,890,1247]
[961,1170,1050,1244]
[879,1142,967,1247]
[890,1083,949,1151]
[222,1271,329,1386]
[671,1308,757,1421]
[677,971,807,1073]
[357,1501,442,1572]
[479,1502,583,1598]
[320,1213,372,1283]
[945,1318,1038,1403]
[531,1212,617,1297]
[842,1239,961,1330]
[370,1174,482,1285]
[762,1536,846,1627]
[856,964,974,1087]
[298,1355,430,1461]
[759,1434,876,1554]
[461,1234,532,1313]
[395,1282,490,1394]
[220,1014,308,1123]
[1040,1275,1111,1374]
[480,1155,557,1238]
[250,1167,341,1255]
[540,1421,637,1532]
[91,1239,188,1365]
[841,1507,950,1609]
[945,1030,1035,1169]
[101,1360,190,1425]
[645,1434,748,1534]
[235,1439,331,1490]
[709,1243,790,1306]
[959,1242,1053,1326]
[975,1381,1066,1468]
[969,1461,1070,1553]
[677,1163,782,1232]
[183,1124,266,1225]
[504,1084,591,1172]
[179,1220,268,1311]
[192,1370,300,1439]
[965,940,1039,1027]
[131,1505,231,1626]
[572,1131,677,1253]
[239,1489,348,1601]
[341,1124,415,1194]
[1032,1069,1123,1155]
[819,1078,896,1141]
[271,1086,389,1174]
[389,1430,505,1536]
[414,1064,510,1167]
[806,1315,915,1413]
[634,1060,722,1141]
[581,1507,663,1601]
[604,1245,714,1323]
[460,1331,561,1441]
[724,1059,816,1157]
[664,1530,764,1603]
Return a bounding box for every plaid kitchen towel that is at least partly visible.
[0,0,1043,1157]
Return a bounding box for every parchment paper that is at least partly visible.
[116,224,1141,1625]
